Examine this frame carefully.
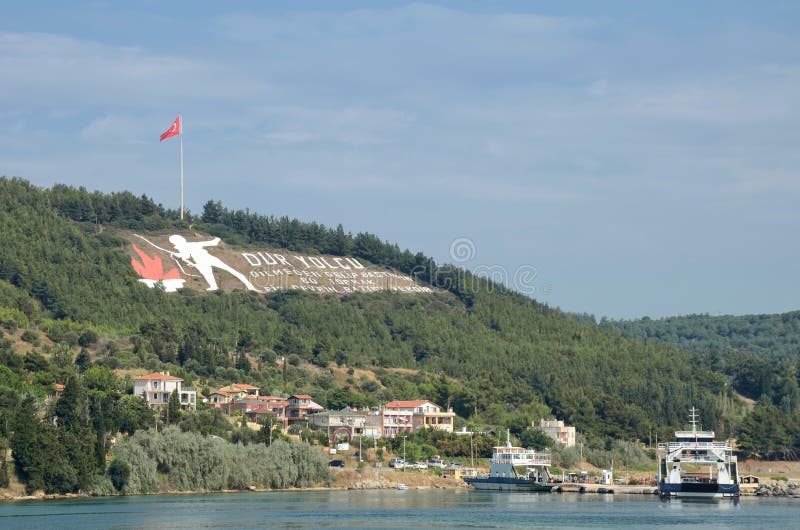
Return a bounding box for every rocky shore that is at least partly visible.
[333,469,466,490]
[755,481,800,497]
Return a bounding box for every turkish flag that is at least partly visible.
[160,115,181,142]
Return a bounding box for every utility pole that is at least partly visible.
[403,435,407,472]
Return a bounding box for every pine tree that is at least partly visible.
[167,389,181,426]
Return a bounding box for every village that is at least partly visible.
[121,371,612,486]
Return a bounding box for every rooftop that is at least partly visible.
[134,372,183,381]
[385,400,435,409]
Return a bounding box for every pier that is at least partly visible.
[554,483,658,495]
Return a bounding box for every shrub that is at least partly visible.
[21,330,39,345]
[111,428,330,493]
[107,458,130,491]
[110,441,157,495]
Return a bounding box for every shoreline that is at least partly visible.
[4,464,800,502]
[5,481,799,503]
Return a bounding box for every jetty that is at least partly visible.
[554,483,657,495]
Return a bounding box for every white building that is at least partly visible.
[134,372,196,410]
[382,400,455,437]
[539,418,576,447]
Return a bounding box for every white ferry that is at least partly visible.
[657,407,739,499]
[463,431,553,492]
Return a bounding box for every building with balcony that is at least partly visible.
[133,372,196,410]
[382,400,455,437]
[286,394,324,425]
[308,408,382,439]
[539,418,576,447]
[234,399,289,429]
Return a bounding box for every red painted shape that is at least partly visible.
[131,244,181,280]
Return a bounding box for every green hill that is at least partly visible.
[0,177,740,443]
[600,312,800,360]
[600,312,800,404]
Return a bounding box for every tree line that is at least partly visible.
[1,177,778,461]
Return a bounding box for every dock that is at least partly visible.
[554,483,657,495]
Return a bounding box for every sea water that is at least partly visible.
[0,490,796,529]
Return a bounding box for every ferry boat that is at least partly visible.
[657,408,739,499]
[463,431,553,492]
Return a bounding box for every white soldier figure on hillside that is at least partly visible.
[168,235,257,292]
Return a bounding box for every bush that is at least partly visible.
[78,329,99,347]
[21,330,39,345]
[110,441,157,495]
[86,475,116,496]
[111,428,330,493]
[107,458,130,491]
[0,458,9,488]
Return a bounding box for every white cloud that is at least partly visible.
[0,32,270,108]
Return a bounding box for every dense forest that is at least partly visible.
[0,176,798,493]
[600,312,800,458]
[600,312,800,360]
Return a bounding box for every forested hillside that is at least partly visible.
[4,176,795,482]
[601,312,800,360]
[601,312,800,459]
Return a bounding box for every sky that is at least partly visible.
[1,1,799,319]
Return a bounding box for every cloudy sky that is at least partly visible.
[2,1,799,318]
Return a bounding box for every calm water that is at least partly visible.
[0,490,796,529]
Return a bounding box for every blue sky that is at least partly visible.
[2,1,799,319]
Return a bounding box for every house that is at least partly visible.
[50,383,65,399]
[308,409,374,439]
[218,383,260,399]
[235,399,289,429]
[382,400,455,437]
[209,390,239,406]
[257,395,287,403]
[539,418,576,447]
[286,394,324,425]
[133,372,196,410]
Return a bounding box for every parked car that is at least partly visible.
[413,462,428,470]
[427,459,446,469]
[329,460,345,468]
[389,458,406,469]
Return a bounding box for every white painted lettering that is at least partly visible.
[332,257,350,270]
[258,252,278,266]
[346,258,365,269]
[242,253,261,266]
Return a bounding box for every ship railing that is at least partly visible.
[492,453,551,466]
[657,442,731,452]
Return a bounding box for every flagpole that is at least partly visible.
[179,114,184,220]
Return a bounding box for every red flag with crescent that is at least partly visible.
[160,115,181,142]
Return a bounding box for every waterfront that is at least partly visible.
[0,490,797,529]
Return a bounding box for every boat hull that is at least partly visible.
[659,482,739,498]
[464,477,554,492]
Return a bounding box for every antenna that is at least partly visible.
[689,407,699,434]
